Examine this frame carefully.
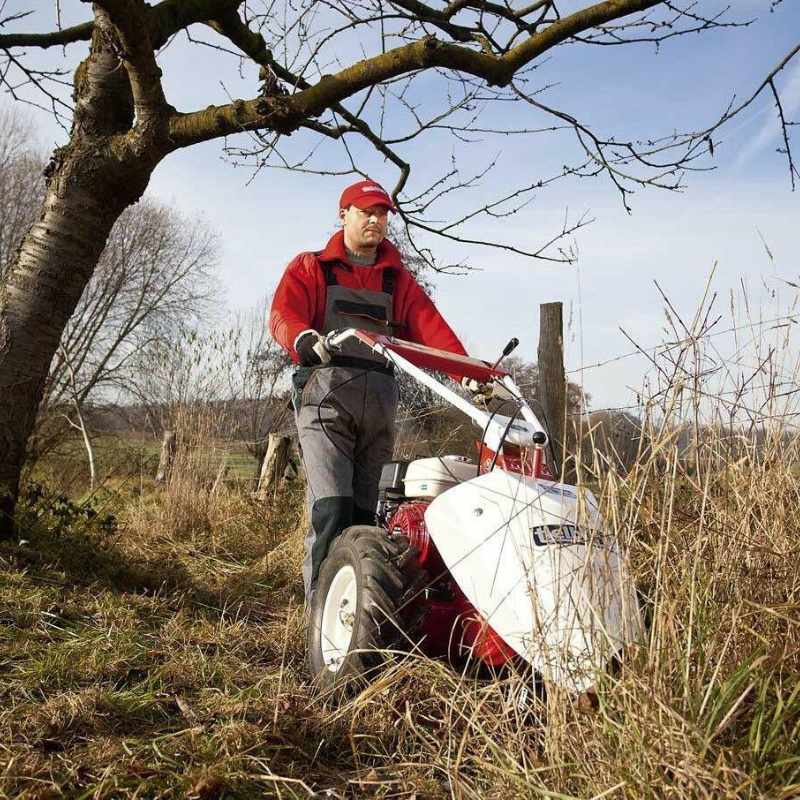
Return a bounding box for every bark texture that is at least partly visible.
[0,11,162,536]
[538,302,567,480]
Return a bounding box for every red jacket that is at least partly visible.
[270,230,467,363]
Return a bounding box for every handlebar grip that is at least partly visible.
[313,338,332,364]
[326,328,365,352]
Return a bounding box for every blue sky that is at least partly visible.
[4,1,800,410]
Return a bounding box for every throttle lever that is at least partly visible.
[491,337,519,371]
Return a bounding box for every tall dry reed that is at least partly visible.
[304,284,800,797]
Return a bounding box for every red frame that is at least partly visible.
[351,331,510,382]
[477,442,554,482]
[374,330,556,667]
[388,502,517,667]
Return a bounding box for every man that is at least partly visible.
[270,179,475,602]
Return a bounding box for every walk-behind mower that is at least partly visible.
[307,329,643,695]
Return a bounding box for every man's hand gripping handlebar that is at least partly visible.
[295,330,332,366]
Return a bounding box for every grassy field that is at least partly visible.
[2,414,800,797]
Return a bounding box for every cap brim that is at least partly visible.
[350,194,396,213]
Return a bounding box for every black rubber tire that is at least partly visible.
[307,525,427,695]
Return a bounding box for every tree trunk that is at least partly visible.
[0,163,154,537]
[0,10,166,538]
[72,400,97,492]
[255,434,290,500]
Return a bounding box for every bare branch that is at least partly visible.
[167,0,668,152]
[0,20,93,49]
[768,78,800,191]
[404,205,592,264]
[203,8,414,193]
[0,0,245,52]
[569,1,751,46]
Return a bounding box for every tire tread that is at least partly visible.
[308,525,427,693]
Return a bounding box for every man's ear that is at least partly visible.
[338,206,347,225]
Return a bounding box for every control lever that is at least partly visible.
[491,337,519,371]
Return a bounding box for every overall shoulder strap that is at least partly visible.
[381,267,394,295]
[316,254,338,286]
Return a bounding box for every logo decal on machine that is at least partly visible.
[530,524,612,549]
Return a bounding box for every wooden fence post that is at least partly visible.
[155,430,175,484]
[255,434,290,500]
[211,460,230,494]
[538,303,570,481]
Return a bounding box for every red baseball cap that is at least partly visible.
[339,180,396,212]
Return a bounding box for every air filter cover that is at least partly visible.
[403,455,476,499]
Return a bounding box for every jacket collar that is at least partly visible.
[318,229,403,271]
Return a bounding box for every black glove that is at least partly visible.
[295,330,330,367]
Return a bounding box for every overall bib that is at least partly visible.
[294,263,399,601]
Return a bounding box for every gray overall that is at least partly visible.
[294,263,399,601]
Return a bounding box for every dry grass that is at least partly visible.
[3,438,798,799]
[3,295,800,797]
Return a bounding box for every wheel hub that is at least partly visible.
[338,599,355,630]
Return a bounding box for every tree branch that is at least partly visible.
[503,0,660,73]
[768,77,799,191]
[385,0,476,43]
[0,21,94,49]
[93,0,169,119]
[204,8,413,194]
[0,0,243,52]
[169,0,663,148]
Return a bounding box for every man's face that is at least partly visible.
[339,204,390,252]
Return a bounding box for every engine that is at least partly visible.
[377,459,516,666]
[376,456,476,527]
[375,460,409,529]
[387,500,446,586]
[377,458,464,580]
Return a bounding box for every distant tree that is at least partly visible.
[221,295,292,476]
[0,110,43,277]
[504,355,586,417]
[45,199,219,410]
[41,200,219,484]
[0,109,221,487]
[123,294,292,482]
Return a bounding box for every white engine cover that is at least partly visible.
[403,455,476,499]
[424,471,643,692]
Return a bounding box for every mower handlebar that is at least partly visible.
[324,328,510,383]
[325,328,549,448]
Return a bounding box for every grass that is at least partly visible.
[3,441,799,798]
[0,480,329,798]
[32,432,260,500]
[3,303,800,797]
